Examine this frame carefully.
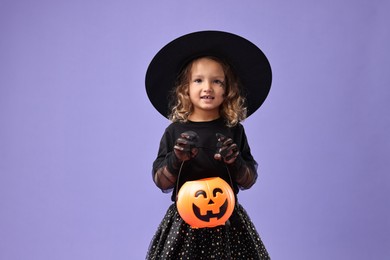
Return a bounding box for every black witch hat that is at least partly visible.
[145,30,272,118]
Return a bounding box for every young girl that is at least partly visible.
[145,31,272,259]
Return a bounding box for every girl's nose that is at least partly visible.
[203,81,213,92]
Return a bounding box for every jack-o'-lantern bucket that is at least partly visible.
[177,177,235,228]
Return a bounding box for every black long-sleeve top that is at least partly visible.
[152,117,258,201]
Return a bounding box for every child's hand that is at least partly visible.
[214,133,239,164]
[174,131,199,161]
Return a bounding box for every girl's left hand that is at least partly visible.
[214,133,239,164]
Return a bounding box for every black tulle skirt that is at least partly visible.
[146,203,270,259]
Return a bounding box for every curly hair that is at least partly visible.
[168,56,247,127]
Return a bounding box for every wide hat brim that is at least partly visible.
[145,30,272,118]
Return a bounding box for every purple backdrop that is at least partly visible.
[1,0,389,259]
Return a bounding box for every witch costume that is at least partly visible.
[145,31,272,259]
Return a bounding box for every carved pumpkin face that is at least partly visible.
[177,177,235,228]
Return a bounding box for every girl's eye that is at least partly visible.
[214,80,224,86]
[194,79,202,83]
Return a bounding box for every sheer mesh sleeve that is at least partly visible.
[152,129,179,193]
[229,125,259,190]
[228,156,258,189]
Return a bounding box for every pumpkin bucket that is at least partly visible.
[177,177,235,228]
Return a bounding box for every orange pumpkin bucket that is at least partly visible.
[177,177,235,228]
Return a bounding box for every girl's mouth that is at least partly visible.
[201,95,214,99]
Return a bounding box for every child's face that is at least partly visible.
[188,58,226,118]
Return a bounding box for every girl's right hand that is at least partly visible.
[174,131,199,161]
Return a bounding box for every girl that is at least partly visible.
[145,31,272,259]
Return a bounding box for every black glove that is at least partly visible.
[173,131,199,161]
[166,131,199,175]
[214,133,239,164]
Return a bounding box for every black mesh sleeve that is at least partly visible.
[152,128,179,192]
[228,124,258,190]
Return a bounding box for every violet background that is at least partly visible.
[1,0,389,259]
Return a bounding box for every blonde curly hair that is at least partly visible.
[168,56,247,127]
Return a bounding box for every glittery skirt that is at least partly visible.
[146,203,270,260]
